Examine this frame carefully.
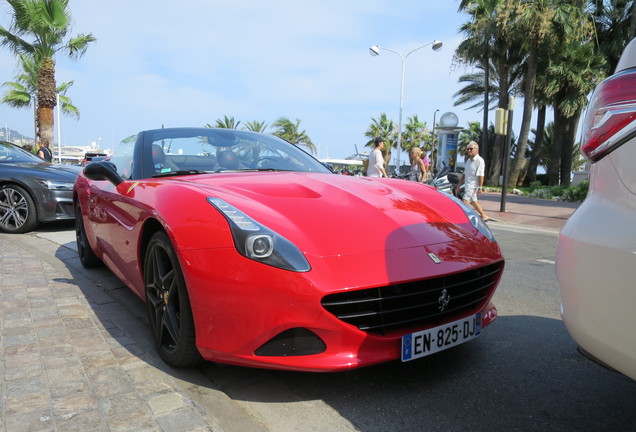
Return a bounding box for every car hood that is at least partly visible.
[171,172,482,257]
[1,161,81,181]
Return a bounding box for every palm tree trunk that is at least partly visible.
[37,57,57,149]
[481,54,490,164]
[487,44,511,185]
[524,105,546,185]
[509,43,538,188]
[549,108,564,185]
[630,0,636,40]
[559,111,582,187]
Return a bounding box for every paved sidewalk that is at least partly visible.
[0,232,267,432]
[477,192,580,232]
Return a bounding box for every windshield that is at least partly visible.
[136,128,332,178]
[0,141,43,163]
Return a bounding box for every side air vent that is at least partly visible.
[255,328,326,356]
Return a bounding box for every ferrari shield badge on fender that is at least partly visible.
[126,182,140,194]
[427,252,442,264]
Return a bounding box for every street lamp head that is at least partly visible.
[369,45,380,56]
[432,40,443,51]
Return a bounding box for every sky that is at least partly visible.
[0,1,514,162]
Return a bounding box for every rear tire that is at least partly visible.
[144,231,200,367]
[75,201,101,268]
[0,184,38,233]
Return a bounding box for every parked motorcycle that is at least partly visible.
[432,164,463,199]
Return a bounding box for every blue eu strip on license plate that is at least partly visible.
[401,313,482,362]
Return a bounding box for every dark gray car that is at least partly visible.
[0,140,80,233]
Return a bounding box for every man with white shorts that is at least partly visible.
[457,141,490,221]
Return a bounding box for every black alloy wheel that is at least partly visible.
[74,201,101,268]
[0,184,38,234]
[144,231,200,367]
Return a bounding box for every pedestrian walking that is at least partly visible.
[422,152,431,181]
[457,141,490,221]
[408,148,427,183]
[367,137,387,178]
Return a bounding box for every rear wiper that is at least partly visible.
[152,169,209,177]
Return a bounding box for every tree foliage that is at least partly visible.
[454,0,630,187]
[271,117,316,154]
[2,53,80,120]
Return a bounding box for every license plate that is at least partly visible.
[401,313,481,362]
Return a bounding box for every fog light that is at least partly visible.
[246,234,273,258]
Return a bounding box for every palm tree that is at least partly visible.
[243,120,268,133]
[401,115,429,158]
[503,0,594,188]
[541,39,605,185]
[0,0,95,148]
[271,117,316,154]
[456,0,523,185]
[590,0,635,75]
[528,121,584,178]
[453,58,524,112]
[2,53,80,124]
[207,115,241,129]
[364,113,395,167]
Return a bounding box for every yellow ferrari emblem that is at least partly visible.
[127,182,140,194]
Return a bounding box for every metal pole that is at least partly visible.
[369,42,442,177]
[56,94,62,163]
[500,98,514,212]
[396,56,405,175]
[432,109,439,174]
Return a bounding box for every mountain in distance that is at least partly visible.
[0,125,35,144]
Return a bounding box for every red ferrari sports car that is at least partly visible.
[74,127,504,372]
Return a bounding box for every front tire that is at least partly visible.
[144,231,200,367]
[75,201,101,268]
[0,184,38,233]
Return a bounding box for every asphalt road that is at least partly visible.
[14,221,636,432]
[189,223,636,432]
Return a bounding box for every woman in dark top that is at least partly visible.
[37,141,53,162]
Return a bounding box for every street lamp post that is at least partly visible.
[369,40,443,173]
[56,93,62,163]
[432,108,440,174]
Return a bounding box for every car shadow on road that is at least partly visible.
[197,315,636,432]
[46,231,636,432]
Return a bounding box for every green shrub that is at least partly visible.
[529,188,556,199]
[528,181,543,192]
[526,180,589,202]
[562,180,589,202]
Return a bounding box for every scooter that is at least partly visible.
[432,164,463,199]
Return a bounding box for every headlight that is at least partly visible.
[447,194,497,242]
[207,197,311,272]
[35,179,75,191]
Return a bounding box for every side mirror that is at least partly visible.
[83,161,124,186]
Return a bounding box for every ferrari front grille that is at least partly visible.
[321,261,504,335]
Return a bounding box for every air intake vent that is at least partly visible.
[255,328,326,356]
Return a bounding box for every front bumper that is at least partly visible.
[180,240,503,372]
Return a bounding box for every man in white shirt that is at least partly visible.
[457,141,490,221]
[367,137,387,178]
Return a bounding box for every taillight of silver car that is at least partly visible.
[581,68,636,163]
